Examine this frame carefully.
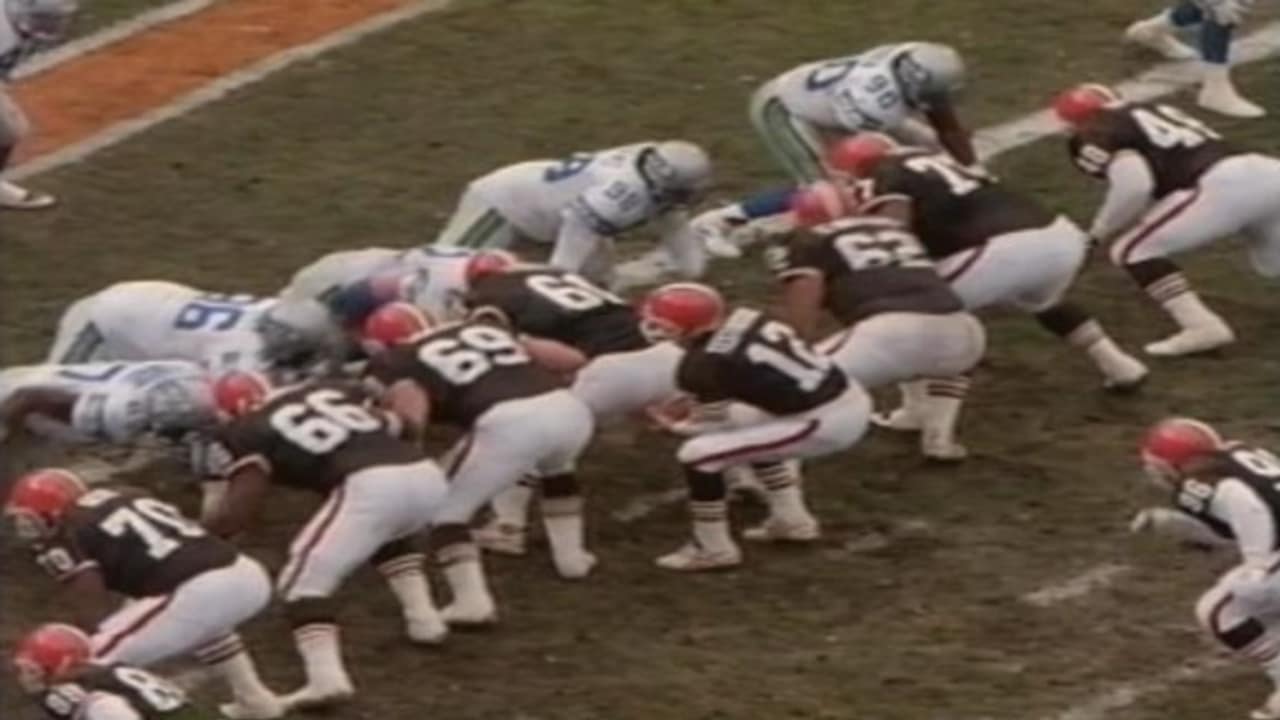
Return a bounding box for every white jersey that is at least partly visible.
[58,281,273,373]
[771,44,917,133]
[0,360,208,442]
[468,142,678,242]
[281,245,476,319]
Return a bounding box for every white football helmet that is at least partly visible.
[641,140,713,204]
[257,299,340,368]
[894,42,965,106]
[9,0,78,41]
[144,376,217,436]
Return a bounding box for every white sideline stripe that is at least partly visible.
[12,0,216,81]
[974,20,1280,160]
[1044,653,1232,720]
[611,487,688,523]
[614,21,1280,286]
[1021,563,1133,607]
[10,0,454,180]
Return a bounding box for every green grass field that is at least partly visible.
[4,2,1280,718]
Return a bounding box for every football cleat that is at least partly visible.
[551,550,598,580]
[922,436,968,463]
[1198,66,1266,119]
[1143,322,1235,357]
[654,541,742,572]
[1251,688,1280,720]
[1101,354,1150,394]
[742,515,820,543]
[404,613,449,646]
[1124,18,1197,61]
[219,696,286,720]
[0,181,57,210]
[281,682,354,713]
[12,623,91,692]
[639,283,725,344]
[440,601,498,628]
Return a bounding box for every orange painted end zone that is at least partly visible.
[12,0,410,160]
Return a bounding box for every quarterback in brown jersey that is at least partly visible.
[637,284,872,571]
[207,373,448,710]
[778,194,986,461]
[1055,83,1280,357]
[3,470,281,719]
[824,133,1148,392]
[362,303,597,616]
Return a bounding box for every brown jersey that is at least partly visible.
[37,665,192,720]
[776,216,963,325]
[466,268,647,357]
[677,307,847,415]
[218,380,421,494]
[1173,444,1280,545]
[867,149,1055,257]
[366,320,562,427]
[1068,102,1235,199]
[32,487,236,598]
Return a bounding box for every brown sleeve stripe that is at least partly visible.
[225,454,271,478]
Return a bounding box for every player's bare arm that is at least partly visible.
[62,567,110,629]
[778,274,825,341]
[205,464,270,539]
[924,100,976,166]
[381,379,430,443]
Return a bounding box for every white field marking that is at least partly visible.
[613,21,1280,285]
[1021,562,1134,607]
[611,487,688,523]
[66,446,166,484]
[10,0,455,180]
[12,0,216,81]
[1044,652,1233,720]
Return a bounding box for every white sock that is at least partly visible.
[1067,320,1134,377]
[377,555,440,625]
[752,463,811,524]
[438,544,493,609]
[690,500,735,553]
[293,624,350,691]
[194,634,276,704]
[490,479,535,529]
[541,495,586,559]
[1160,290,1225,331]
[922,377,969,443]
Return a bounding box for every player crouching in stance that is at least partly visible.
[825,133,1147,393]
[13,623,197,720]
[781,190,985,460]
[1056,83,1280,357]
[4,470,283,719]
[207,372,449,710]
[361,302,597,617]
[639,284,871,571]
[14,623,196,720]
[1133,418,1280,720]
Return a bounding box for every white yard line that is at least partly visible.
[13,0,217,81]
[615,21,1280,286]
[1043,652,1233,720]
[611,487,688,523]
[11,0,454,180]
[1021,563,1133,607]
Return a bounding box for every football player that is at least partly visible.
[432,140,712,287]
[0,360,215,444]
[1054,84,1280,356]
[14,623,198,720]
[778,195,986,461]
[362,302,596,616]
[207,372,449,710]
[635,283,871,571]
[1125,0,1263,118]
[692,41,972,256]
[459,262,683,553]
[824,133,1148,392]
[3,470,282,719]
[47,280,337,373]
[1131,418,1280,719]
[0,0,76,210]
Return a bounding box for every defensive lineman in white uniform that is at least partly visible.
[1134,418,1280,720]
[434,140,712,286]
[0,0,73,209]
[48,281,335,374]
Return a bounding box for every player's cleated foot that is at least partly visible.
[742,515,820,542]
[1144,323,1235,356]
[0,181,57,210]
[655,541,742,572]
[440,601,498,628]
[1198,81,1266,119]
[1102,357,1150,394]
[1124,19,1197,60]
[871,407,924,432]
[552,550,598,580]
[1251,689,1280,720]
[922,438,968,463]
[219,695,286,720]
[472,521,528,556]
[281,681,354,713]
[404,613,449,645]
